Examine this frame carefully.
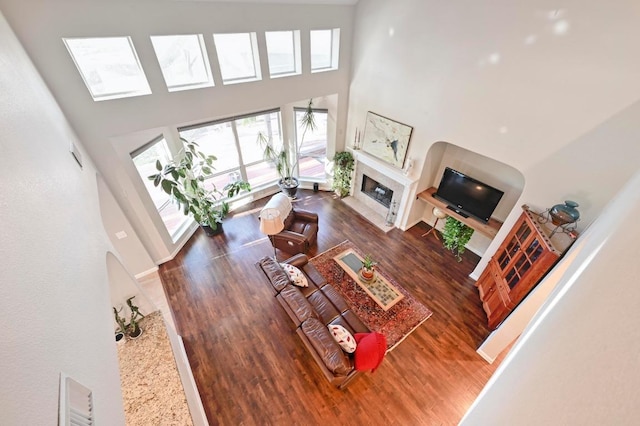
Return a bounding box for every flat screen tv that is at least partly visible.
[434,167,504,223]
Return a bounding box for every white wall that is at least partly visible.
[461,170,640,425]
[349,0,640,354]
[97,175,156,277]
[0,11,125,424]
[0,0,355,264]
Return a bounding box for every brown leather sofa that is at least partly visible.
[261,193,318,255]
[256,253,369,389]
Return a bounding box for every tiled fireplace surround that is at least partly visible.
[350,152,419,230]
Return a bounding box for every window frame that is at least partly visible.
[130,135,190,241]
[150,34,215,92]
[63,36,152,101]
[178,108,283,192]
[213,32,263,85]
[294,106,329,181]
[310,28,340,73]
[265,30,302,78]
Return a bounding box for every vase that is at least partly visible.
[549,200,580,226]
[360,267,374,281]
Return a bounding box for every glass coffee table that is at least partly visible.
[333,249,404,311]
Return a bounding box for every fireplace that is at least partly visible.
[361,175,393,208]
[342,151,418,231]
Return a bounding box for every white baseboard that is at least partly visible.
[134,266,159,279]
[477,348,496,364]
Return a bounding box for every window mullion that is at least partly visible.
[230,121,248,182]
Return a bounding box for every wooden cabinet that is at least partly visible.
[476,205,576,329]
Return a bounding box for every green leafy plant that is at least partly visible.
[442,217,475,261]
[147,138,250,231]
[259,98,317,188]
[332,151,354,198]
[362,254,377,270]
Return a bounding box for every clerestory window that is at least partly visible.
[310,29,340,73]
[63,36,151,101]
[150,34,214,92]
[213,32,262,84]
[265,30,301,78]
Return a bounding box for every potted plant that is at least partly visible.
[112,296,146,340]
[148,138,251,236]
[441,217,475,261]
[332,151,354,198]
[113,306,127,343]
[260,99,317,198]
[360,254,377,281]
[125,296,145,339]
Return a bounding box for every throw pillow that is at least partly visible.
[280,263,309,287]
[328,324,357,353]
[354,332,387,372]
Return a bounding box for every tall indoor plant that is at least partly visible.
[332,151,354,198]
[148,138,250,235]
[260,98,317,198]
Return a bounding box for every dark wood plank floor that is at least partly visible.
[159,190,504,426]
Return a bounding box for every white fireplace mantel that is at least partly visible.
[349,150,419,230]
[352,150,417,187]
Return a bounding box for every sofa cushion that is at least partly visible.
[328,324,357,353]
[301,263,327,288]
[279,285,319,325]
[257,257,290,294]
[307,290,340,324]
[341,310,370,334]
[321,285,349,314]
[301,318,351,376]
[280,263,309,287]
[354,332,387,372]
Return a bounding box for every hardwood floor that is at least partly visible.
[159,190,505,426]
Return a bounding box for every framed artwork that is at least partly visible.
[361,111,413,168]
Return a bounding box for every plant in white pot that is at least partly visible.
[260,98,317,198]
[148,138,250,235]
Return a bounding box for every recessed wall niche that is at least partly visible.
[419,141,525,255]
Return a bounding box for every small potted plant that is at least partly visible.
[360,254,377,281]
[113,307,127,343]
[112,296,146,341]
[125,296,145,339]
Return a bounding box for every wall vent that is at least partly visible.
[59,372,93,426]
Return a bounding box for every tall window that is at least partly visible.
[295,108,328,180]
[131,137,188,239]
[213,32,262,84]
[63,37,151,101]
[150,34,214,92]
[310,29,340,72]
[265,30,301,78]
[178,110,282,190]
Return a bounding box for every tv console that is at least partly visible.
[417,187,502,238]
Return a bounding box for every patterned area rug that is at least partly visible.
[310,241,433,351]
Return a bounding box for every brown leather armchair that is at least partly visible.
[261,193,319,255]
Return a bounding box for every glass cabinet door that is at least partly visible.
[496,218,540,289]
[497,220,530,270]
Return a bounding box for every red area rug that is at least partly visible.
[310,241,433,351]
